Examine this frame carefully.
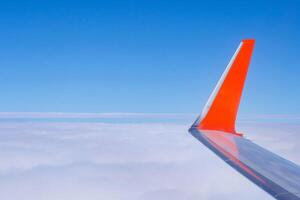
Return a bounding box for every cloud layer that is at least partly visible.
[0,119,299,199]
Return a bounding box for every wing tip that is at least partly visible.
[193,39,255,134]
[242,39,255,45]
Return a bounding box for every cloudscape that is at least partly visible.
[0,113,299,200]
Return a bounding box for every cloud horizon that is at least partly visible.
[0,118,299,199]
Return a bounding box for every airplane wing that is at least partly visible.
[189,39,300,200]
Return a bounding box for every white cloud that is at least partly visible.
[0,118,298,199]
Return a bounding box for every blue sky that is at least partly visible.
[0,0,300,115]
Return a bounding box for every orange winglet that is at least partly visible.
[197,39,255,134]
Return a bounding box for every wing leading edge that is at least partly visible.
[189,40,300,200]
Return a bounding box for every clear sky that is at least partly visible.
[1,0,300,115]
